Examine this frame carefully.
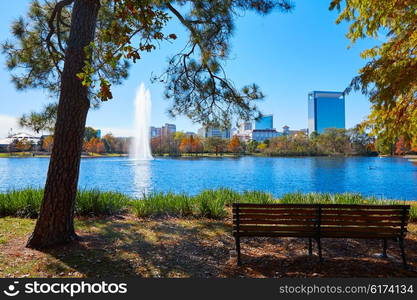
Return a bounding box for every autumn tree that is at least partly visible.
[257,142,267,151]
[190,136,203,154]
[179,135,203,154]
[179,136,190,153]
[151,136,163,155]
[172,131,185,155]
[95,139,105,153]
[3,0,293,248]
[15,138,33,152]
[330,0,417,147]
[395,136,410,156]
[84,137,105,154]
[227,136,242,154]
[42,135,54,152]
[102,133,116,152]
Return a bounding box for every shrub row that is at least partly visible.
[0,188,130,218]
[0,188,415,221]
[131,189,274,219]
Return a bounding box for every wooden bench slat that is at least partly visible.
[233,232,400,238]
[233,232,316,237]
[235,214,318,220]
[320,215,403,221]
[232,203,410,209]
[233,209,407,216]
[233,208,318,214]
[233,204,321,208]
[320,232,402,238]
[235,219,317,225]
[320,220,402,227]
[320,210,404,216]
[235,225,316,231]
[234,220,402,227]
[320,226,402,233]
[234,225,402,233]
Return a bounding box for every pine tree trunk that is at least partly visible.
[27,0,100,249]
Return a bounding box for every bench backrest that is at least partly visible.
[232,203,410,238]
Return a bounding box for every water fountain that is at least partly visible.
[130,83,153,160]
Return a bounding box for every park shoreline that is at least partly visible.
[0,152,405,159]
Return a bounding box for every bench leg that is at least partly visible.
[316,238,323,262]
[235,236,242,266]
[308,238,313,256]
[382,239,388,258]
[398,237,407,269]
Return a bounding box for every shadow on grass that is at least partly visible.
[38,218,417,278]
[231,236,417,278]
[42,218,232,278]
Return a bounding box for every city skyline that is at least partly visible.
[0,1,375,138]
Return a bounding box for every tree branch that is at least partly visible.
[46,0,74,74]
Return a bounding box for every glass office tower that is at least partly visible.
[255,115,273,130]
[308,91,345,134]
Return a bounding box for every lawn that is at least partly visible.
[1,215,417,278]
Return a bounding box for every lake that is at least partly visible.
[0,156,416,200]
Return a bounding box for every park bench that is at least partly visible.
[232,203,410,267]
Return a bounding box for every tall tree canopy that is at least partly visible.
[2,0,294,248]
[19,103,57,133]
[4,0,294,126]
[330,0,417,145]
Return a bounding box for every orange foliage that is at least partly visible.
[15,138,32,152]
[395,136,410,155]
[179,136,203,153]
[84,137,105,154]
[227,136,242,153]
[42,136,54,152]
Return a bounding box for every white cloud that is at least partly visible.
[0,115,19,138]
[0,114,43,138]
[99,127,134,137]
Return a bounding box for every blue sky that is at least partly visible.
[0,1,377,137]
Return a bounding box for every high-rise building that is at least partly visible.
[150,126,162,138]
[308,91,345,134]
[236,115,281,142]
[161,123,176,137]
[239,121,253,132]
[251,129,282,142]
[255,115,273,130]
[198,126,231,139]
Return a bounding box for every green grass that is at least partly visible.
[1,188,416,221]
[75,190,131,216]
[280,192,417,221]
[0,189,43,218]
[130,189,276,219]
[0,152,33,158]
[0,188,131,218]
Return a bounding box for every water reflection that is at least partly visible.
[131,160,152,198]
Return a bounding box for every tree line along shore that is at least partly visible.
[2,127,416,158]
